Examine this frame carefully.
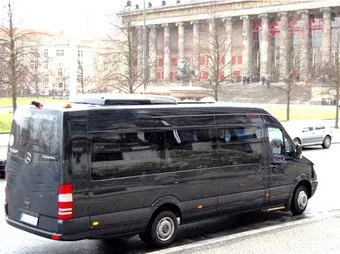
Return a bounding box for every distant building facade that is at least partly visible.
[119,0,340,85]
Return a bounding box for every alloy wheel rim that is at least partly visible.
[156,217,175,242]
[297,191,308,210]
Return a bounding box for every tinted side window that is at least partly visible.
[165,128,216,171]
[268,127,294,161]
[91,131,165,180]
[214,125,263,165]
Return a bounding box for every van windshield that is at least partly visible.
[11,108,61,155]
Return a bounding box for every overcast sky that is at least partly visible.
[0,0,197,38]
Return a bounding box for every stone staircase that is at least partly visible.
[218,82,312,104]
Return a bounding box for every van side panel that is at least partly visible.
[87,107,221,236]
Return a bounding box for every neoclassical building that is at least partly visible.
[119,0,340,85]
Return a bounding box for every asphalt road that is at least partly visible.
[0,143,339,254]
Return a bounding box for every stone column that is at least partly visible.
[137,26,144,81]
[192,21,200,80]
[299,10,310,81]
[208,19,215,77]
[149,25,157,82]
[321,7,332,66]
[259,14,269,79]
[224,17,233,79]
[241,16,251,78]
[177,22,185,62]
[279,12,289,80]
[163,24,171,81]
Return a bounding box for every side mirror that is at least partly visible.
[295,144,302,159]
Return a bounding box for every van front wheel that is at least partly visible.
[141,211,178,247]
[291,185,308,215]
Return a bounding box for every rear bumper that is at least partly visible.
[5,212,91,241]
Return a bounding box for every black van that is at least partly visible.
[4,94,317,247]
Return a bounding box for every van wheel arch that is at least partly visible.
[139,203,182,247]
[294,180,312,198]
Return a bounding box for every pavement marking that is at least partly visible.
[151,210,340,254]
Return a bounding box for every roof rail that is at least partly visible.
[69,94,178,105]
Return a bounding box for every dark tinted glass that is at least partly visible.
[215,114,262,125]
[165,128,217,171]
[214,125,263,165]
[11,109,61,154]
[91,131,165,180]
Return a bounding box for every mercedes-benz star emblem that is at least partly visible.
[24,152,32,164]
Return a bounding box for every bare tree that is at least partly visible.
[77,60,94,94]
[271,19,310,121]
[199,18,234,101]
[321,28,340,128]
[99,11,146,94]
[26,47,51,96]
[0,2,42,112]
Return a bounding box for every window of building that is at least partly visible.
[232,56,237,64]
[56,49,64,56]
[219,56,225,65]
[30,60,38,69]
[44,76,49,84]
[157,71,164,80]
[58,82,63,88]
[237,56,242,64]
[218,71,224,80]
[157,58,164,67]
[44,49,48,57]
[200,71,209,80]
[171,58,177,66]
[200,56,207,65]
[170,71,176,81]
[58,68,63,77]
[78,50,83,57]
[103,61,109,71]
[94,62,98,70]
[44,59,49,69]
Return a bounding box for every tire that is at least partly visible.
[322,136,331,149]
[290,185,308,215]
[141,211,178,248]
[293,138,301,146]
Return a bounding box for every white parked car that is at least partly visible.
[282,120,333,149]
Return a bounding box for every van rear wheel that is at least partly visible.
[290,185,308,215]
[140,211,178,247]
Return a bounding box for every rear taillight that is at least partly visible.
[58,184,73,220]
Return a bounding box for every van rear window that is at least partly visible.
[11,109,61,154]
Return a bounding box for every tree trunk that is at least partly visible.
[286,93,291,121]
[335,86,339,129]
